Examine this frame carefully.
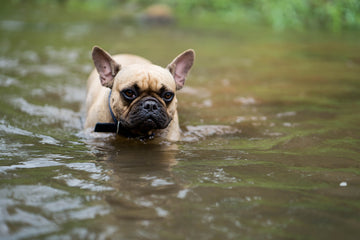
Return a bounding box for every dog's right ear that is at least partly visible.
[167,49,195,90]
[92,46,120,88]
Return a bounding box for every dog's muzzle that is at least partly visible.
[126,97,171,133]
[94,93,171,138]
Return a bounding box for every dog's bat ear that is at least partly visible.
[167,49,195,90]
[92,46,121,88]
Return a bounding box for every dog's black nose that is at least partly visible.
[143,100,159,112]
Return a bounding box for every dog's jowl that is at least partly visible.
[85,46,195,141]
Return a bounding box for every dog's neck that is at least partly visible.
[94,90,154,140]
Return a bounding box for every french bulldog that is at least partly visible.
[84,46,195,141]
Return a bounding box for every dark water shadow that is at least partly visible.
[83,135,185,221]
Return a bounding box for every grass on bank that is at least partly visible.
[2,0,360,32]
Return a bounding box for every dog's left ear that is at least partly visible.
[167,49,195,90]
[92,46,120,88]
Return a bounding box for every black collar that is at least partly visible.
[94,90,119,133]
[94,90,154,139]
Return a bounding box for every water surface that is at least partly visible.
[1,6,360,240]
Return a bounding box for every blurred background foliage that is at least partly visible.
[2,0,360,32]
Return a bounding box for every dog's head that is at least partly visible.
[92,46,194,137]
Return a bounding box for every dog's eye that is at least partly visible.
[162,91,174,102]
[122,89,137,101]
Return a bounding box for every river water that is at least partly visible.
[1,5,360,240]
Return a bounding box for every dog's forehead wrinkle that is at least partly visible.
[160,84,172,92]
[116,64,174,92]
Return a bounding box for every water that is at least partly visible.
[1,5,360,240]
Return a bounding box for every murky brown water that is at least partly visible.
[1,4,360,240]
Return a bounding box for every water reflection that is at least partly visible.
[86,137,183,219]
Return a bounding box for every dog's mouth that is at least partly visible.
[119,115,170,138]
[135,114,171,131]
[121,97,172,136]
[141,117,161,131]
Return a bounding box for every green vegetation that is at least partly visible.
[7,0,359,32]
[167,0,360,32]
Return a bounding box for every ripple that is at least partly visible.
[0,154,71,173]
[65,162,111,182]
[0,185,68,206]
[68,205,110,220]
[235,115,267,123]
[45,46,80,63]
[0,74,19,87]
[177,189,190,199]
[54,174,114,192]
[0,184,110,238]
[276,111,296,118]
[0,20,25,31]
[34,64,67,77]
[151,178,174,187]
[234,96,256,105]
[0,185,66,237]
[1,208,59,239]
[12,98,81,129]
[182,125,240,142]
[0,119,60,145]
[0,158,61,173]
[67,162,102,173]
[155,207,168,217]
[0,57,18,69]
[0,138,30,158]
[64,24,91,40]
[201,168,239,184]
[180,86,211,98]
